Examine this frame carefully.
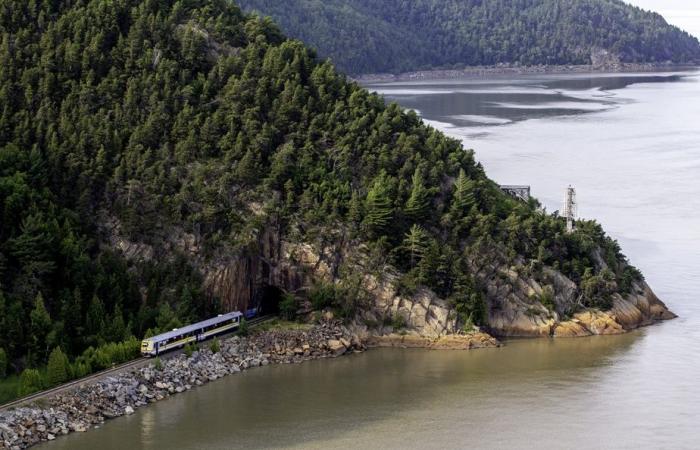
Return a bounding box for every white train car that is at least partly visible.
[141,311,243,357]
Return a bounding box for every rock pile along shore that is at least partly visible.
[0,321,364,449]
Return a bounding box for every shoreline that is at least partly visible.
[353,62,700,83]
[0,314,673,449]
[0,321,364,449]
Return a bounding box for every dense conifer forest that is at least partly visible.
[0,0,645,398]
[238,0,700,75]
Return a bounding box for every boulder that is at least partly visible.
[573,310,625,335]
[552,321,591,338]
[327,339,346,355]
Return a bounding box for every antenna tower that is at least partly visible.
[564,185,577,233]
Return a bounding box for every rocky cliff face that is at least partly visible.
[105,217,675,341]
[469,251,675,337]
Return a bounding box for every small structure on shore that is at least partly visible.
[564,185,577,233]
[499,185,531,202]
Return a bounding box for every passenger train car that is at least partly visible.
[141,311,243,357]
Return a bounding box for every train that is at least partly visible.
[141,308,258,357]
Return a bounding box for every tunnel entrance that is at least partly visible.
[257,285,284,316]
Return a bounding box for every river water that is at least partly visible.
[46,71,700,449]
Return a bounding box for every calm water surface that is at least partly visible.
[47,71,700,449]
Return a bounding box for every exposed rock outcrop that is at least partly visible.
[103,214,675,342]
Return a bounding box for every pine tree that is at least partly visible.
[105,305,127,343]
[362,175,393,237]
[61,288,83,353]
[85,295,106,345]
[451,273,488,327]
[29,293,51,364]
[347,190,363,228]
[235,148,261,185]
[47,346,70,386]
[451,169,475,216]
[156,303,181,332]
[18,368,43,396]
[405,168,430,221]
[402,224,429,268]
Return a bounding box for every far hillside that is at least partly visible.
[238,0,700,75]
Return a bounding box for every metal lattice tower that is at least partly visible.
[564,185,577,233]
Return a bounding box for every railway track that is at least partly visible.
[0,314,277,411]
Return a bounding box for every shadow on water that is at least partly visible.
[43,332,643,450]
[370,73,692,129]
[542,74,685,91]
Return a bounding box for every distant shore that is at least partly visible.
[353,62,700,83]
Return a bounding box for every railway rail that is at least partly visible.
[0,314,276,411]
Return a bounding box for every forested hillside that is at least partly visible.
[238,0,700,74]
[0,0,651,395]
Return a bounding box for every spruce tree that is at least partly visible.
[61,288,83,353]
[47,346,70,386]
[105,305,127,343]
[451,169,475,216]
[402,224,429,268]
[29,293,51,364]
[405,168,430,221]
[235,148,261,185]
[18,368,43,396]
[348,190,363,228]
[85,295,107,346]
[362,175,393,237]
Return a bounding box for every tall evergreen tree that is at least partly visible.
[451,169,476,216]
[402,224,429,268]
[405,168,430,221]
[29,293,51,365]
[46,346,70,386]
[85,295,106,346]
[17,368,43,396]
[362,175,393,237]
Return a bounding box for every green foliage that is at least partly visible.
[239,0,700,75]
[153,357,163,371]
[46,347,70,386]
[18,369,43,397]
[401,224,429,270]
[619,265,644,294]
[85,295,107,347]
[362,174,394,238]
[210,337,220,354]
[73,337,141,373]
[0,0,648,377]
[391,313,407,330]
[405,168,431,221]
[451,169,476,216]
[309,283,339,311]
[581,268,617,310]
[237,318,250,337]
[279,293,297,320]
[538,286,556,312]
[0,348,7,379]
[0,374,21,404]
[184,342,196,358]
[29,293,51,365]
[156,303,183,334]
[450,274,488,327]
